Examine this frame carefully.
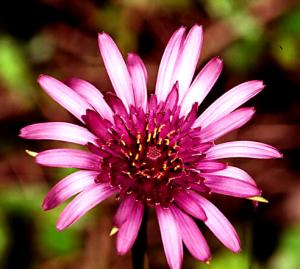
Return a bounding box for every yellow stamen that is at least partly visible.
[25,150,38,157]
[120,139,126,146]
[109,227,119,236]
[137,133,141,144]
[248,196,269,203]
[135,153,139,160]
[153,128,158,138]
[174,165,181,171]
[138,144,142,152]
[147,133,152,143]
[158,124,165,133]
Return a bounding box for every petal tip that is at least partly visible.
[42,201,50,211]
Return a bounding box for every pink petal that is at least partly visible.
[116,197,144,255]
[165,82,179,110]
[156,206,183,269]
[36,149,102,170]
[38,75,93,122]
[98,33,134,110]
[155,27,186,102]
[68,78,114,122]
[206,166,256,185]
[42,170,99,210]
[172,25,203,103]
[194,160,227,172]
[180,57,223,116]
[190,193,241,252]
[205,141,283,159]
[20,122,97,145]
[127,53,147,111]
[171,206,211,262]
[174,191,207,220]
[194,80,265,128]
[83,110,110,140]
[199,107,255,143]
[203,174,261,198]
[113,195,137,227]
[56,183,116,230]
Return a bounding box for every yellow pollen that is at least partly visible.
[147,133,152,143]
[153,128,158,138]
[120,139,126,146]
[167,130,176,137]
[158,124,166,133]
[174,165,181,171]
[138,144,142,152]
[135,153,139,160]
[165,139,170,146]
[248,196,269,203]
[129,151,133,156]
[137,133,141,144]
[109,227,119,236]
[158,138,163,145]
[25,149,38,157]
[163,163,167,170]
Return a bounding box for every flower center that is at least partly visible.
[88,97,204,207]
[146,146,161,160]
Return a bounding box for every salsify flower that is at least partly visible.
[20,25,282,269]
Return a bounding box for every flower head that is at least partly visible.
[20,25,282,269]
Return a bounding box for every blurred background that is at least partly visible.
[1,0,300,268]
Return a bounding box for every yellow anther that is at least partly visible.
[25,149,38,157]
[137,133,141,144]
[120,139,126,146]
[248,196,269,203]
[109,227,119,236]
[174,165,181,171]
[158,124,166,133]
[153,128,158,138]
[165,139,170,146]
[138,144,142,152]
[163,163,167,170]
[129,151,133,156]
[146,124,149,131]
[167,130,176,137]
[158,138,163,145]
[135,153,139,160]
[147,133,152,143]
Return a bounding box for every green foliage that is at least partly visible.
[0,36,35,102]
[223,37,264,72]
[195,250,248,269]
[279,9,300,36]
[38,210,81,256]
[269,226,300,269]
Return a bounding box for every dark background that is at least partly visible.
[1,0,300,268]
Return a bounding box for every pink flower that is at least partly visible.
[20,25,282,269]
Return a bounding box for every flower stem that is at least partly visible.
[132,208,148,269]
